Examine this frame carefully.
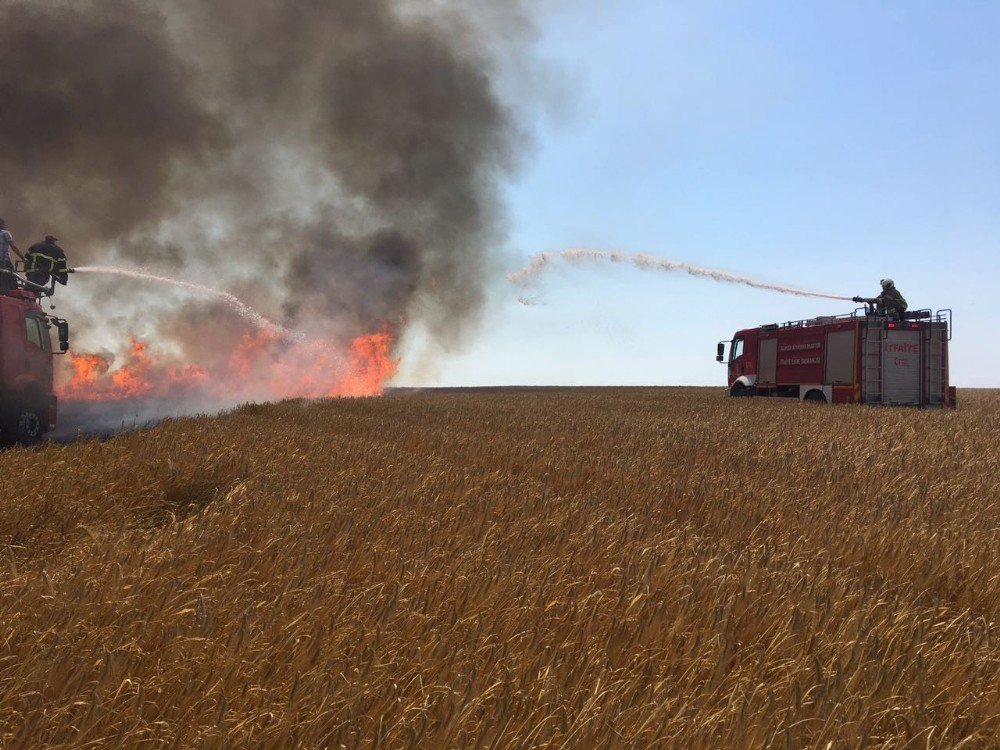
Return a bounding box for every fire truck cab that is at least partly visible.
[0,281,70,444]
[717,306,955,407]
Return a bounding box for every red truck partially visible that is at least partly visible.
[0,287,70,444]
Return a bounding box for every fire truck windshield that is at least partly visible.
[730,337,744,361]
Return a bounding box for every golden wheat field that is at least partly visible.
[1,387,999,748]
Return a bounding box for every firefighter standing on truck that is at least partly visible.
[25,234,69,292]
[0,218,25,292]
[853,278,907,318]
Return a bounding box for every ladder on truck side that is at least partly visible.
[924,311,951,406]
[861,318,883,404]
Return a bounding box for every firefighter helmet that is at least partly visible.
[880,278,894,289]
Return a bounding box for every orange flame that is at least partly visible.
[61,352,112,399]
[109,339,153,399]
[57,329,398,404]
[338,331,397,396]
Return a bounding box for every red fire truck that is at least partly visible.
[717,304,955,407]
[0,273,70,444]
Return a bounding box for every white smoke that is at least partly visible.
[508,248,853,302]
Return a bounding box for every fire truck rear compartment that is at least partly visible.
[862,320,949,406]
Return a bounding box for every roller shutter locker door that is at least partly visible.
[882,330,921,405]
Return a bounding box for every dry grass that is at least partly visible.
[1,387,999,748]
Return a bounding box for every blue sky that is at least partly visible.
[404,1,999,387]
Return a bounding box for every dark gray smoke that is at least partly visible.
[0,0,528,351]
[0,1,221,246]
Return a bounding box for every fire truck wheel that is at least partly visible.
[1,404,44,446]
[804,390,828,404]
[730,382,751,398]
[17,408,44,443]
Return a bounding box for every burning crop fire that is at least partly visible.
[5,0,528,436]
[59,329,398,404]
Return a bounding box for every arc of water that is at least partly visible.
[73,265,304,341]
[508,249,853,302]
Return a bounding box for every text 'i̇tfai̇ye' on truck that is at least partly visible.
[716,302,955,408]
[0,264,71,445]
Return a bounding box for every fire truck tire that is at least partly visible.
[730,382,751,398]
[803,389,828,404]
[1,399,45,446]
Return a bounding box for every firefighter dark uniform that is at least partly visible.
[875,285,907,318]
[25,235,68,290]
[853,279,908,318]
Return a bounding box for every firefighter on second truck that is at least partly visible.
[25,234,69,292]
[853,278,907,318]
[0,218,25,292]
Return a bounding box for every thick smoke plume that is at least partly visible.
[0,0,528,396]
[0,2,220,246]
[509,248,853,301]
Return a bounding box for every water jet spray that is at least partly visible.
[508,248,853,302]
[73,266,304,341]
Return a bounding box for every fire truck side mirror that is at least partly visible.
[716,342,725,362]
[56,320,70,353]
